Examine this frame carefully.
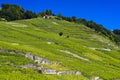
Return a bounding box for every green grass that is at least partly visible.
[0,17,120,80]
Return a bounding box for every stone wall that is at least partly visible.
[0,48,81,75]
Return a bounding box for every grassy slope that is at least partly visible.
[0,18,120,80]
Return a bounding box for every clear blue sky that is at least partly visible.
[0,0,120,30]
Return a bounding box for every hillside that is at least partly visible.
[0,17,120,80]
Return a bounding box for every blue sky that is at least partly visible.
[0,0,120,30]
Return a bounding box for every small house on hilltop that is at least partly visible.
[43,15,49,19]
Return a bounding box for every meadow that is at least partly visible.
[0,17,120,80]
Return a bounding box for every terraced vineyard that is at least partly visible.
[0,17,120,80]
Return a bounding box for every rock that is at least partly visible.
[0,48,82,76]
[11,50,19,54]
[0,48,51,65]
[25,53,34,60]
[75,71,81,75]
[47,42,53,44]
[37,66,43,73]
[41,59,51,64]
[43,69,57,74]
[60,50,89,61]
[57,71,75,75]
[57,71,65,75]
[37,66,43,70]
[9,63,14,66]
[33,56,51,64]
[9,51,16,54]
[54,61,60,65]
[20,64,43,74]
[90,47,111,51]
[0,48,8,52]
[101,48,111,51]
[52,22,58,25]
[11,43,19,45]
[18,52,25,55]
[90,76,103,80]
[34,56,43,63]
[20,64,37,69]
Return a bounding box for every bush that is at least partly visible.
[59,32,63,36]
[0,18,7,21]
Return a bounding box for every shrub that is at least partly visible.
[59,32,63,36]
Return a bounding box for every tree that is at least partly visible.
[0,4,25,21]
[0,8,2,17]
[24,10,37,19]
[113,29,120,35]
[0,18,7,21]
[38,10,53,17]
[58,13,62,18]
[45,10,52,15]
[71,16,76,22]
[76,18,87,26]
[59,32,63,36]
[38,12,45,17]
[113,29,120,44]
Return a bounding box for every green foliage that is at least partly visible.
[113,29,120,35]
[45,10,53,15]
[0,3,120,80]
[0,4,37,21]
[71,16,76,22]
[76,18,88,25]
[58,13,62,18]
[0,3,119,45]
[38,11,46,17]
[76,19,116,43]
[38,10,53,17]
[0,18,120,80]
[0,4,24,21]
[113,29,120,45]
[59,32,63,36]
[0,18,7,21]
[24,10,37,19]
[0,52,34,65]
